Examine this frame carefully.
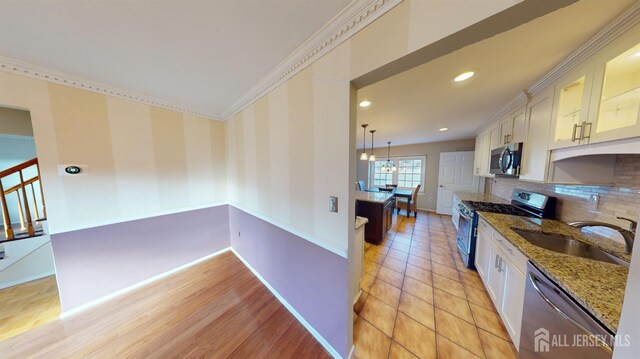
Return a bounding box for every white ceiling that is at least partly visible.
[0,0,350,118]
[356,0,636,149]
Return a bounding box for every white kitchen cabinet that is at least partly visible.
[475,221,492,281]
[475,218,526,349]
[586,24,640,144]
[489,123,501,151]
[549,62,595,149]
[485,244,503,304]
[473,134,483,176]
[497,107,526,146]
[550,24,640,150]
[474,130,491,177]
[353,219,367,304]
[520,87,554,182]
[499,255,526,347]
[498,116,513,146]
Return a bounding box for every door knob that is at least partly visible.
[439,185,444,188]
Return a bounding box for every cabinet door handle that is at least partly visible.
[497,256,504,273]
[571,123,582,142]
[581,121,592,141]
[494,254,500,269]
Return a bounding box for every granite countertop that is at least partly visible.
[454,192,510,204]
[355,191,394,204]
[477,212,630,333]
[355,216,368,229]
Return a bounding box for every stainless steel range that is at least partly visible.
[456,189,556,269]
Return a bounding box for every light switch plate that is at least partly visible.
[329,196,338,213]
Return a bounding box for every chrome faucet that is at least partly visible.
[568,217,637,254]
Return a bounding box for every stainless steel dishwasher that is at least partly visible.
[520,262,614,358]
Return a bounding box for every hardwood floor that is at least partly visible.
[0,251,331,358]
[0,275,60,342]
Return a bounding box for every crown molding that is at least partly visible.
[0,56,223,121]
[220,0,403,120]
[0,0,401,123]
[479,1,640,133]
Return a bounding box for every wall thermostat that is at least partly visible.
[65,166,82,174]
[58,164,88,176]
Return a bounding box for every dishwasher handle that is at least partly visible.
[528,271,613,352]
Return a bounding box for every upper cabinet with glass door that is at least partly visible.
[549,63,594,149]
[587,25,640,144]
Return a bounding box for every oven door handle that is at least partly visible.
[458,208,472,220]
[528,272,613,352]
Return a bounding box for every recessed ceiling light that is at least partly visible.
[359,100,371,107]
[454,71,475,82]
[439,127,448,131]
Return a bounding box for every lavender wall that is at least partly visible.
[228,206,349,357]
[51,205,230,312]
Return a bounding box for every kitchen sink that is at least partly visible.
[512,229,628,267]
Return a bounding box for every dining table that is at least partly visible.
[366,187,413,218]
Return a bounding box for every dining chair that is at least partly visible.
[357,180,366,191]
[396,184,421,218]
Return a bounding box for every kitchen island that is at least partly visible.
[355,191,394,244]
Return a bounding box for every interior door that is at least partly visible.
[436,151,480,215]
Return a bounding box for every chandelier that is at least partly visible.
[382,141,396,172]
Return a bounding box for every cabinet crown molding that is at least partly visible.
[477,1,640,134]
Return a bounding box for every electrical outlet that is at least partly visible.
[329,196,338,213]
[238,232,241,237]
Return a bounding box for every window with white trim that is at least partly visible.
[369,156,425,191]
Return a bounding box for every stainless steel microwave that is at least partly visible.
[490,143,523,177]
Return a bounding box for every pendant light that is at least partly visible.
[368,130,376,162]
[382,141,397,172]
[360,124,369,160]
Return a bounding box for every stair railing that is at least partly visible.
[0,158,46,240]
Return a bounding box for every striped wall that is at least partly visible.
[225,0,521,256]
[0,1,521,357]
[224,2,521,355]
[0,72,228,234]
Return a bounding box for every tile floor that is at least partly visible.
[353,212,518,359]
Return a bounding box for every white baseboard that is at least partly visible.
[230,248,343,359]
[0,270,55,290]
[59,247,231,318]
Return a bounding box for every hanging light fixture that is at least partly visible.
[368,130,376,161]
[360,124,369,160]
[382,141,397,172]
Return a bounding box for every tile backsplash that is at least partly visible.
[487,154,640,243]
